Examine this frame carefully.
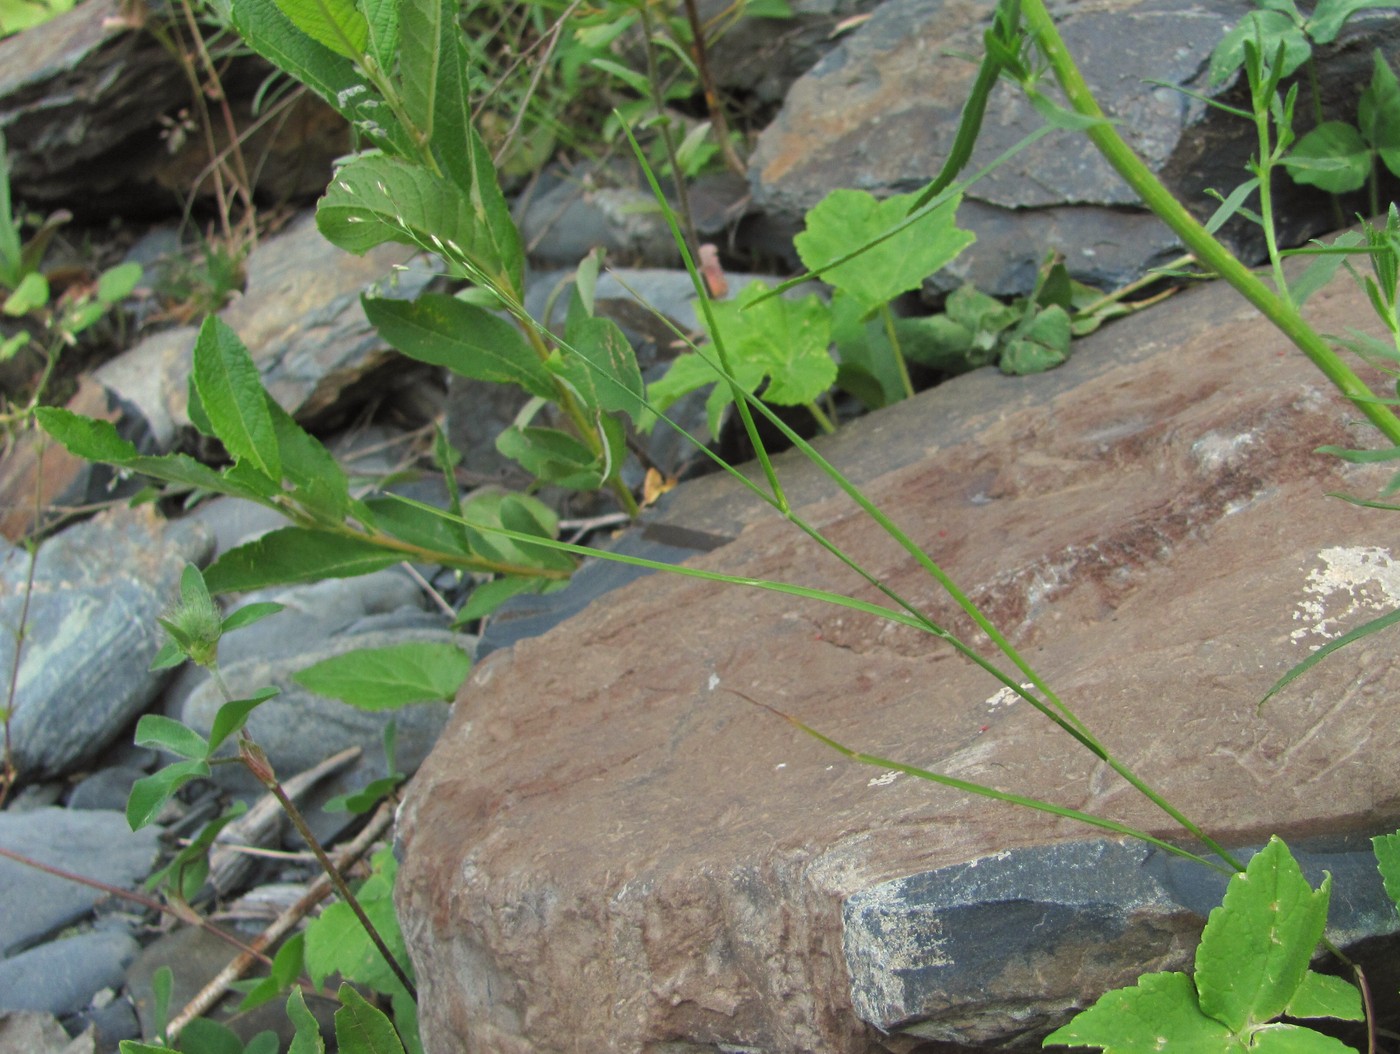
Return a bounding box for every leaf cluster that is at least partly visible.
[1046,837,1365,1054]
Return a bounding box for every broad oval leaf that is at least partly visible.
[292,641,472,710]
[556,315,647,421]
[134,713,210,760]
[203,527,400,594]
[364,293,554,398]
[496,424,605,490]
[127,759,211,830]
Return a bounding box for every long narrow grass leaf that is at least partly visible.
[1258,605,1400,710]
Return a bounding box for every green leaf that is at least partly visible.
[1043,971,1233,1051]
[364,294,554,398]
[556,315,647,421]
[496,425,605,489]
[1283,971,1363,1021]
[1361,51,1400,177]
[97,261,142,304]
[1282,122,1371,193]
[232,0,401,154]
[360,496,475,557]
[793,189,974,314]
[705,280,835,407]
[244,1032,281,1054]
[239,934,306,1013]
[457,490,573,572]
[271,0,367,59]
[458,575,553,622]
[267,395,350,524]
[35,407,140,462]
[1195,837,1329,1032]
[1306,0,1398,44]
[334,984,407,1054]
[1258,604,1400,709]
[222,601,285,634]
[203,527,400,594]
[1000,305,1072,375]
[307,850,408,990]
[127,759,211,830]
[192,316,282,481]
[178,1017,246,1054]
[1249,1024,1357,1053]
[1210,10,1309,87]
[319,154,520,294]
[3,271,47,315]
[1371,830,1400,911]
[830,291,904,408]
[134,714,210,760]
[292,641,471,709]
[288,985,328,1054]
[208,687,280,754]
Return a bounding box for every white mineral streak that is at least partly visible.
[1291,546,1400,645]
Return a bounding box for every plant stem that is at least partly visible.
[636,0,700,253]
[1019,0,1400,449]
[806,400,837,434]
[680,0,746,177]
[239,737,418,1002]
[879,302,916,400]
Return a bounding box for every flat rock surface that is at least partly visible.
[397,260,1400,1052]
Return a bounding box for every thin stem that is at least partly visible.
[879,302,916,400]
[680,0,746,176]
[636,0,700,253]
[242,741,417,1002]
[805,399,837,434]
[1019,0,1400,449]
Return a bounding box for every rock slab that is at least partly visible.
[397,260,1400,1052]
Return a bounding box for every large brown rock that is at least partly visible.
[396,261,1400,1052]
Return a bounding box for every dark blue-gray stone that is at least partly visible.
[842,836,1400,1044]
[0,930,140,1016]
[0,807,159,956]
[0,509,211,781]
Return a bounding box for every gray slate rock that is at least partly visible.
[844,836,1398,1045]
[749,0,1400,296]
[1,507,211,780]
[0,0,186,213]
[0,930,140,1017]
[0,1011,94,1054]
[94,211,440,446]
[518,165,681,269]
[0,808,159,956]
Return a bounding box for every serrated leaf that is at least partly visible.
[1283,971,1363,1021]
[496,424,605,489]
[272,0,367,59]
[794,189,974,313]
[706,280,835,406]
[1249,1024,1359,1053]
[134,714,210,760]
[556,315,646,421]
[361,496,475,557]
[192,316,282,481]
[308,850,407,991]
[267,395,349,523]
[1043,971,1233,1052]
[292,642,471,710]
[1000,305,1072,375]
[208,687,280,754]
[319,154,520,294]
[203,527,400,594]
[1282,122,1371,193]
[127,759,211,829]
[1372,830,1400,911]
[35,407,139,461]
[233,0,403,154]
[1195,837,1329,1032]
[365,293,553,397]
